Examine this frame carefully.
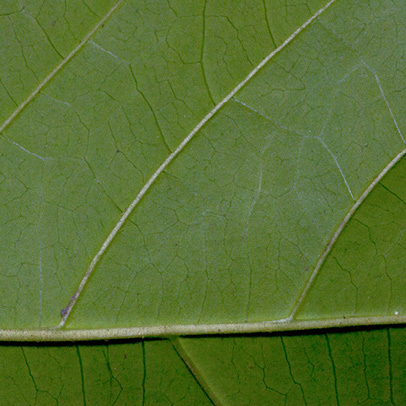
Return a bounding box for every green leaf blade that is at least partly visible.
[3,0,406,403]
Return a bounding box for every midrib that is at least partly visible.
[1,315,406,341]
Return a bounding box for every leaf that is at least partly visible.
[2,328,406,404]
[1,0,406,403]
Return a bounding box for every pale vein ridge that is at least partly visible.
[288,148,406,321]
[316,137,355,200]
[5,137,46,160]
[233,98,275,123]
[89,40,126,63]
[0,0,124,136]
[373,72,405,144]
[58,0,338,328]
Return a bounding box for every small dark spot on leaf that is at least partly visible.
[124,353,127,359]
[116,149,120,153]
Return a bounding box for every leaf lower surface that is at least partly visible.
[1,0,406,404]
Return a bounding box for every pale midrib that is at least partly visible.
[0,0,124,135]
[2,315,406,342]
[58,0,339,328]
